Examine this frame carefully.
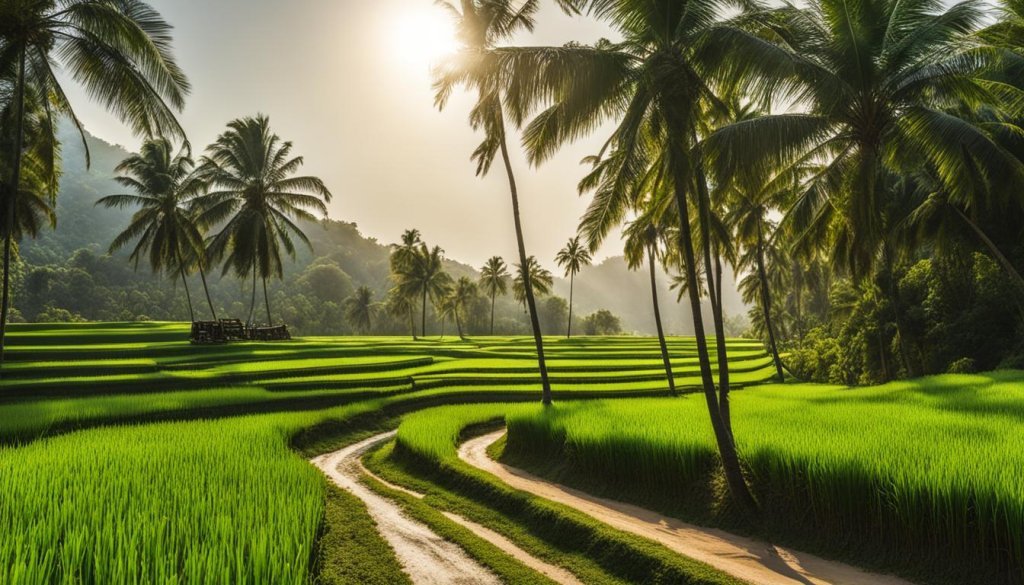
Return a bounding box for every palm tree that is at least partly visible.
[434,0,559,404]
[436,290,456,339]
[396,244,452,338]
[98,139,218,322]
[623,212,676,395]
[450,276,479,340]
[0,83,59,238]
[194,115,332,326]
[479,256,510,335]
[704,0,1020,282]
[513,256,553,307]
[555,236,592,338]
[344,286,375,334]
[385,286,417,340]
[0,91,58,336]
[389,229,424,338]
[391,229,423,273]
[497,0,778,510]
[724,166,797,381]
[0,0,188,363]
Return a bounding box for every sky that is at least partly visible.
[64,0,620,271]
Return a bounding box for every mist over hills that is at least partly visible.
[15,126,747,335]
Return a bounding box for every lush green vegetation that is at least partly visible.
[5,0,1024,581]
[380,403,742,585]
[0,417,325,584]
[0,322,1019,584]
[500,376,1024,585]
[0,322,773,442]
[0,324,773,584]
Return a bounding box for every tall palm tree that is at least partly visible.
[385,285,417,340]
[724,166,797,381]
[704,0,1021,282]
[555,236,592,338]
[396,244,452,338]
[513,256,552,308]
[623,212,677,395]
[98,138,217,322]
[0,91,58,336]
[497,0,778,510]
[391,229,423,273]
[389,229,424,338]
[479,255,510,335]
[434,0,560,404]
[194,115,332,326]
[0,0,189,363]
[344,286,376,334]
[449,276,479,340]
[436,289,456,340]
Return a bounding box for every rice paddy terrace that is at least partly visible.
[0,322,1018,585]
[0,322,776,442]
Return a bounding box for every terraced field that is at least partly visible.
[0,322,774,585]
[0,322,776,442]
[4,322,1013,585]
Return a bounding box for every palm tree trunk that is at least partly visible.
[263,277,272,326]
[953,206,1024,298]
[884,246,916,377]
[756,226,785,382]
[794,270,805,343]
[490,289,496,336]
[199,262,218,321]
[175,250,196,322]
[567,273,574,338]
[179,268,195,322]
[409,306,416,340]
[649,245,676,395]
[421,289,428,338]
[496,104,552,405]
[0,49,27,371]
[247,259,257,325]
[877,324,891,382]
[455,308,464,340]
[668,139,757,515]
[694,165,734,436]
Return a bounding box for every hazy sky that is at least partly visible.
[65,0,620,271]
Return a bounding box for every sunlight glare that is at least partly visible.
[393,6,459,72]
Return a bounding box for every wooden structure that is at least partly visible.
[190,319,291,344]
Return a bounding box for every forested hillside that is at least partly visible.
[13,126,733,335]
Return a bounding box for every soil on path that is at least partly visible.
[460,429,916,585]
[311,432,501,585]
[313,431,583,585]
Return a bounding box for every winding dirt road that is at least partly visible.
[312,432,501,585]
[460,430,915,585]
[312,432,583,585]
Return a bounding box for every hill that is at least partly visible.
[13,126,745,335]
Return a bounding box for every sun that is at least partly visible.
[393,7,459,72]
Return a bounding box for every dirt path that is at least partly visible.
[460,430,915,585]
[311,432,500,585]
[312,431,582,585]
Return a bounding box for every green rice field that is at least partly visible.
[1,322,1019,584]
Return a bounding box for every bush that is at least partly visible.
[946,357,976,374]
[583,309,622,335]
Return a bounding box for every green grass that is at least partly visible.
[0,321,802,585]
[358,455,560,585]
[0,323,773,442]
[313,482,412,585]
[0,416,323,584]
[501,372,1024,585]
[385,403,744,585]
